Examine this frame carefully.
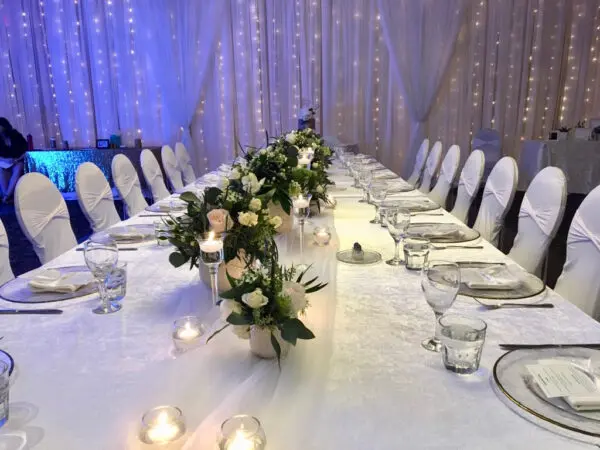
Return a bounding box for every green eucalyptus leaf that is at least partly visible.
[204,187,222,205]
[226,312,252,325]
[179,191,202,205]
[271,331,282,369]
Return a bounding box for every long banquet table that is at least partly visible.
[1,163,600,449]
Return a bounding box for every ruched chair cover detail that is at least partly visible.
[0,218,14,285]
[161,145,184,192]
[419,141,443,194]
[15,173,77,264]
[472,128,501,177]
[76,162,121,233]
[175,142,196,185]
[555,185,600,319]
[473,157,518,247]
[111,154,148,218]
[406,139,430,188]
[140,149,171,203]
[451,150,485,224]
[428,144,461,209]
[507,167,567,276]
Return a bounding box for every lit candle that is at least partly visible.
[176,321,200,340]
[141,408,185,445]
[200,231,224,253]
[297,156,311,166]
[172,316,204,352]
[225,430,257,450]
[313,227,331,246]
[293,195,310,209]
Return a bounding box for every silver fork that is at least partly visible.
[483,303,554,310]
[431,245,484,250]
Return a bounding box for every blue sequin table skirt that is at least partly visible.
[24,147,164,193]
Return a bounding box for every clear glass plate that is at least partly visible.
[406,222,480,243]
[493,347,600,442]
[336,249,382,265]
[94,224,156,244]
[379,199,440,212]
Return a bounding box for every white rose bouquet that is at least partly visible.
[209,261,327,364]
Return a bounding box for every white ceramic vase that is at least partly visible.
[249,326,290,359]
[268,201,293,233]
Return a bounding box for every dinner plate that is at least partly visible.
[0,349,14,375]
[0,266,97,303]
[145,201,187,213]
[406,222,480,243]
[493,347,600,443]
[94,224,156,244]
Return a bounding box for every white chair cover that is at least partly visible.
[473,156,518,247]
[111,154,148,218]
[140,149,171,203]
[0,218,14,285]
[472,128,501,176]
[175,142,196,185]
[419,141,442,194]
[451,150,485,224]
[428,144,461,208]
[406,139,430,187]
[508,167,567,275]
[76,162,121,233]
[15,173,77,264]
[161,145,184,192]
[555,185,600,319]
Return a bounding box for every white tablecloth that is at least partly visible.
[519,139,600,193]
[1,167,600,449]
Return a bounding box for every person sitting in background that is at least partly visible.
[0,118,27,203]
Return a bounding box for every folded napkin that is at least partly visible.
[154,199,186,212]
[108,226,147,242]
[461,265,521,290]
[415,224,463,239]
[29,269,94,293]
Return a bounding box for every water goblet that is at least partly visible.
[358,168,373,203]
[198,231,225,306]
[421,260,460,352]
[84,236,120,314]
[293,193,312,269]
[384,208,410,266]
[368,181,388,224]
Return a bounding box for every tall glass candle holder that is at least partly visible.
[218,415,266,450]
[198,231,224,306]
[292,193,312,268]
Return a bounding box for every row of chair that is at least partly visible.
[408,137,600,319]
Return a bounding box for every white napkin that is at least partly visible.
[28,269,94,293]
[154,199,186,212]
[461,265,521,290]
[108,226,147,242]
[415,224,463,239]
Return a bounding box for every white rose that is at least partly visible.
[230,168,241,180]
[269,215,283,229]
[242,288,269,309]
[249,198,262,212]
[241,172,265,194]
[259,148,267,155]
[283,281,307,312]
[220,299,242,321]
[316,185,324,194]
[266,145,273,152]
[312,162,320,169]
[231,325,251,339]
[219,176,229,190]
[238,211,259,227]
[285,131,297,144]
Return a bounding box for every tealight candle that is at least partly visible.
[297,156,311,167]
[172,316,204,352]
[140,406,185,445]
[313,227,331,246]
[218,415,266,450]
[293,195,310,209]
[199,231,224,253]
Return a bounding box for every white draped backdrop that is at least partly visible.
[2,0,600,176]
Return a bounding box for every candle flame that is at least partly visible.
[208,231,215,241]
[156,411,168,425]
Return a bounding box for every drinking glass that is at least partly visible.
[0,361,9,428]
[421,261,460,352]
[439,314,487,374]
[404,237,430,270]
[84,237,120,314]
[106,261,127,302]
[384,209,410,266]
[154,220,171,246]
[368,181,388,224]
[349,160,362,187]
[358,168,373,203]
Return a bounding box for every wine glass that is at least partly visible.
[421,260,460,352]
[358,168,373,203]
[368,180,388,224]
[84,237,120,314]
[384,208,410,266]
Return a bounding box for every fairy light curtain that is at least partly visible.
[2,0,600,175]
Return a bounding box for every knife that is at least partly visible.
[499,343,600,350]
[0,309,63,315]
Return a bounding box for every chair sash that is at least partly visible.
[76,163,120,232]
[568,213,600,252]
[112,154,148,217]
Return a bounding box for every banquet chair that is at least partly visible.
[161,145,184,192]
[111,154,148,218]
[555,185,600,319]
[140,149,171,203]
[428,144,461,209]
[472,128,501,179]
[76,162,121,233]
[507,167,567,276]
[472,156,518,247]
[0,218,14,285]
[406,139,430,188]
[450,150,485,224]
[419,141,443,194]
[175,142,196,185]
[15,173,77,264]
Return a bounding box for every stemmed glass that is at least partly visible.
[293,193,312,270]
[358,168,373,203]
[84,237,120,314]
[198,231,225,306]
[368,181,389,224]
[421,261,460,352]
[384,208,411,266]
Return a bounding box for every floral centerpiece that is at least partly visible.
[210,261,327,363]
[298,105,317,130]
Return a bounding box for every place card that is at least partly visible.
[526,360,598,398]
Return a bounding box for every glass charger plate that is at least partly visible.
[493,347,600,443]
[94,224,156,244]
[380,199,440,213]
[456,262,546,300]
[146,202,187,213]
[0,350,14,375]
[337,249,382,265]
[406,222,480,243]
[0,266,97,303]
